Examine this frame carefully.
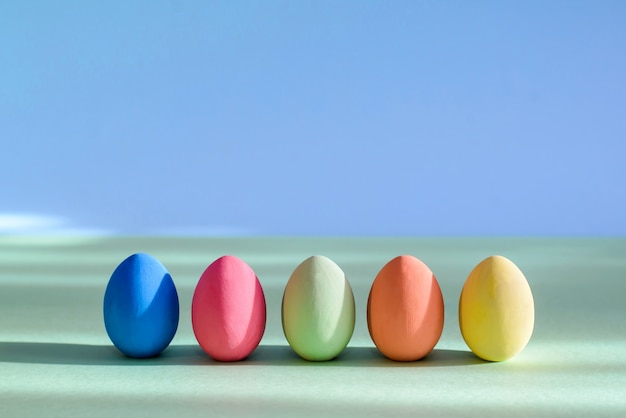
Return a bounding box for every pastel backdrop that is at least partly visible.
[2,1,625,236]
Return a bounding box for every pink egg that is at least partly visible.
[192,255,266,361]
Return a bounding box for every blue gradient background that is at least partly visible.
[1,1,625,236]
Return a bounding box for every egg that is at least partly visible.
[367,255,444,361]
[103,253,179,358]
[282,255,355,361]
[459,255,534,361]
[192,255,266,361]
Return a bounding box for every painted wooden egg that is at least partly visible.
[459,255,534,361]
[367,255,444,361]
[192,255,266,361]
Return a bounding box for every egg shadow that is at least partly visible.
[244,345,486,368]
[0,342,208,366]
[0,342,484,367]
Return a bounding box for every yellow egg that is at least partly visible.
[459,255,534,361]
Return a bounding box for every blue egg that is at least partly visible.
[103,253,179,358]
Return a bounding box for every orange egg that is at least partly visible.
[367,255,444,361]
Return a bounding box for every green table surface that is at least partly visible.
[1,237,625,417]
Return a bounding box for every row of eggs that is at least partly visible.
[103,253,534,362]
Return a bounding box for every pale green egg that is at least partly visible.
[282,255,355,361]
